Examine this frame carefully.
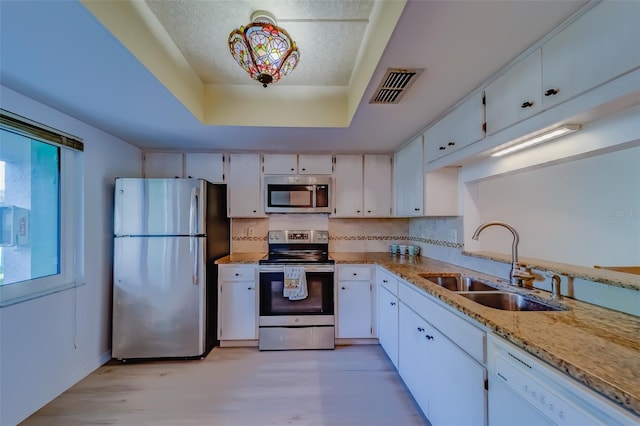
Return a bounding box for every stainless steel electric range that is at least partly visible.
[258,230,335,350]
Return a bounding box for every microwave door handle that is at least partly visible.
[312,185,317,208]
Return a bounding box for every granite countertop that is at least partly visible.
[216,251,640,416]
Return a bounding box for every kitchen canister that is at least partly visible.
[398,244,407,255]
[408,245,420,256]
[390,244,399,254]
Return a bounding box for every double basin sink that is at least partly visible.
[418,274,566,312]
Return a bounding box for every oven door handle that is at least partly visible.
[259,265,335,273]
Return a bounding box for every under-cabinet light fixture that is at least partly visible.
[491,124,581,157]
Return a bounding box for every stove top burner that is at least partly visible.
[261,230,332,265]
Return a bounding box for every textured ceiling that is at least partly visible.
[145,0,374,86]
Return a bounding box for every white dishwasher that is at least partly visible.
[487,334,638,425]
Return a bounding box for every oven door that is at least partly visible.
[259,265,334,323]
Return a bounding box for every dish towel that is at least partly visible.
[283,266,308,301]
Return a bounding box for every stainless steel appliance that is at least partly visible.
[112,178,230,360]
[264,176,331,213]
[258,230,335,350]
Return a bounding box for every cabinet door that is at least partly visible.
[398,303,430,417]
[218,280,257,340]
[377,284,399,368]
[542,1,640,109]
[394,136,424,217]
[337,281,373,338]
[143,152,183,178]
[333,155,363,217]
[364,154,392,217]
[298,154,333,174]
[184,153,224,182]
[228,154,264,217]
[424,92,484,163]
[485,49,542,135]
[424,320,486,426]
[263,154,297,174]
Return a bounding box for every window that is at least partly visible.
[0,109,83,306]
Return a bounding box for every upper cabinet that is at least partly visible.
[333,154,392,217]
[541,1,640,109]
[263,154,333,174]
[228,154,264,217]
[143,152,225,183]
[484,50,542,135]
[143,152,183,178]
[394,136,424,217]
[424,92,484,163]
[184,153,224,183]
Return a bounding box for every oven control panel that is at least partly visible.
[268,230,329,244]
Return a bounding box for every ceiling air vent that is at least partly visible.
[370,68,423,104]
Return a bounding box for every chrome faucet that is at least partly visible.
[471,221,535,287]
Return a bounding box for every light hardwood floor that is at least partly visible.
[23,345,427,426]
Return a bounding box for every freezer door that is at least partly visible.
[114,178,205,236]
[113,236,206,359]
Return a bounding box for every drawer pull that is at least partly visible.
[341,286,346,290]
[235,273,240,276]
[439,146,446,150]
[544,88,559,97]
[425,335,434,340]
[382,279,388,283]
[520,101,534,109]
[390,302,396,306]
[447,141,455,146]
[417,327,425,332]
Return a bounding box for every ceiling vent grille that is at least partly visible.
[370,68,423,104]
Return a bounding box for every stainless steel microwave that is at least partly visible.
[264,176,332,213]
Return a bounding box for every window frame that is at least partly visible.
[0,110,84,307]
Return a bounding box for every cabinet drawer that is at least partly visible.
[377,267,398,295]
[219,265,257,281]
[338,265,372,281]
[399,280,485,363]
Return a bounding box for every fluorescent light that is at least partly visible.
[491,124,581,157]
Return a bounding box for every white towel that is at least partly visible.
[283,266,308,301]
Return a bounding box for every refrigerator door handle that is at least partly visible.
[189,186,200,235]
[191,236,199,285]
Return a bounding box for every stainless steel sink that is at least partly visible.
[419,274,497,292]
[458,292,566,312]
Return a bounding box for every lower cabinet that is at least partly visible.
[377,283,399,368]
[218,265,258,341]
[336,265,375,338]
[398,301,487,425]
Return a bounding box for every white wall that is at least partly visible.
[476,145,640,267]
[0,86,141,425]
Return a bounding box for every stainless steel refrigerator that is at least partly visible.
[112,178,229,360]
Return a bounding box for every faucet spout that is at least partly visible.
[472,221,534,287]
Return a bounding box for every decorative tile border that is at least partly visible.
[409,236,464,250]
[230,234,464,249]
[329,235,406,241]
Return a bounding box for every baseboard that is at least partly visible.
[335,338,380,345]
[219,340,259,347]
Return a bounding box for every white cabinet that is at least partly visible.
[424,92,484,163]
[336,265,374,338]
[263,154,333,174]
[185,153,224,182]
[143,152,183,178]
[394,136,424,217]
[218,265,258,341]
[228,154,264,217]
[485,49,542,135]
[399,302,486,425]
[333,155,364,216]
[424,167,459,216]
[262,154,297,174]
[377,268,399,368]
[333,154,392,217]
[363,154,392,217]
[541,1,640,109]
[298,154,333,174]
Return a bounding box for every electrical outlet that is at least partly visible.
[448,229,457,243]
[247,227,254,237]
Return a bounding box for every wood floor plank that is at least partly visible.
[22,345,426,426]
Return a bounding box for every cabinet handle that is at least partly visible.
[235,273,240,276]
[341,286,346,290]
[544,88,559,97]
[417,327,424,332]
[367,210,372,213]
[356,210,361,213]
[252,210,257,213]
[302,168,306,171]
[520,101,534,109]
[425,335,434,340]
[390,302,396,306]
[382,279,388,283]
[353,273,357,276]
[248,287,253,290]
[290,168,295,171]
[439,146,446,150]
[414,208,421,211]
[447,141,455,146]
